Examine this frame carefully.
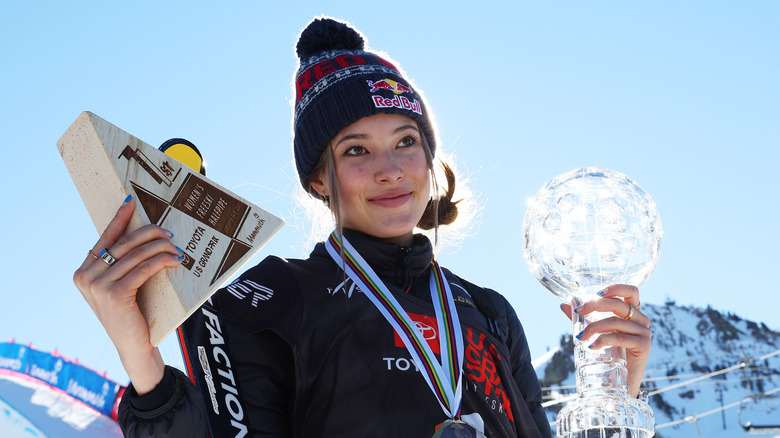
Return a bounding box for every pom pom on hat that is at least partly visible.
[292,17,437,192]
[296,18,365,58]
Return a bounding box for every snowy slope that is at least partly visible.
[534,301,780,438]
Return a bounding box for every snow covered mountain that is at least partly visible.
[534,301,780,438]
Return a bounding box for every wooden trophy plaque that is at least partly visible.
[57,111,284,346]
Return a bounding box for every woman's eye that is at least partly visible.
[345,146,367,156]
[398,135,418,148]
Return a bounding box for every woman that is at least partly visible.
[73,17,651,438]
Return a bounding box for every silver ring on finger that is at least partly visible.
[98,248,119,267]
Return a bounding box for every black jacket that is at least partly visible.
[119,230,552,437]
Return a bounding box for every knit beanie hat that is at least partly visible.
[293,17,437,191]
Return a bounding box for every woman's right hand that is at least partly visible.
[73,195,184,394]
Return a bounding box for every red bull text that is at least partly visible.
[366,78,422,114]
[371,95,423,115]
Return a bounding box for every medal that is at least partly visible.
[433,419,487,438]
[325,231,464,419]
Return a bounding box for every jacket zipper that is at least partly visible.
[400,247,412,293]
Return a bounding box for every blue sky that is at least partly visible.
[2,2,778,384]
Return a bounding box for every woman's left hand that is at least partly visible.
[560,284,651,398]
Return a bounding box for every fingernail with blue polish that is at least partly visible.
[588,344,595,350]
[597,290,606,297]
[164,229,174,238]
[177,255,185,261]
[175,246,184,255]
[576,331,584,340]
[124,195,133,203]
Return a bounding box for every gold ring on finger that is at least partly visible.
[624,304,635,321]
[88,249,99,260]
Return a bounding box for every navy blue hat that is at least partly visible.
[293,17,437,191]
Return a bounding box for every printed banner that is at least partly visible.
[0,342,123,418]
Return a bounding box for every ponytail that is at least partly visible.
[417,161,460,230]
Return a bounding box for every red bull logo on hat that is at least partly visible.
[366,78,414,95]
[367,78,422,115]
[372,95,423,115]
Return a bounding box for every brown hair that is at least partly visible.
[416,130,459,231]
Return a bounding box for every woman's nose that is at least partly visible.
[374,151,403,183]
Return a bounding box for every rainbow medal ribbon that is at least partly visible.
[325,231,464,420]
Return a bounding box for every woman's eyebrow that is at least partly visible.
[393,123,419,134]
[334,133,369,147]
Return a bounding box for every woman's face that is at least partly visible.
[312,113,431,246]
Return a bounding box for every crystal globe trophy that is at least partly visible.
[522,167,662,438]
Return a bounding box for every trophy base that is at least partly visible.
[556,394,654,438]
[57,112,284,346]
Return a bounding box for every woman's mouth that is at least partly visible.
[369,191,412,208]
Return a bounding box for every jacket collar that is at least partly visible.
[312,228,434,288]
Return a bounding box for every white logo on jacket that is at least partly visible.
[226,279,274,307]
[413,321,436,340]
[328,278,363,298]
